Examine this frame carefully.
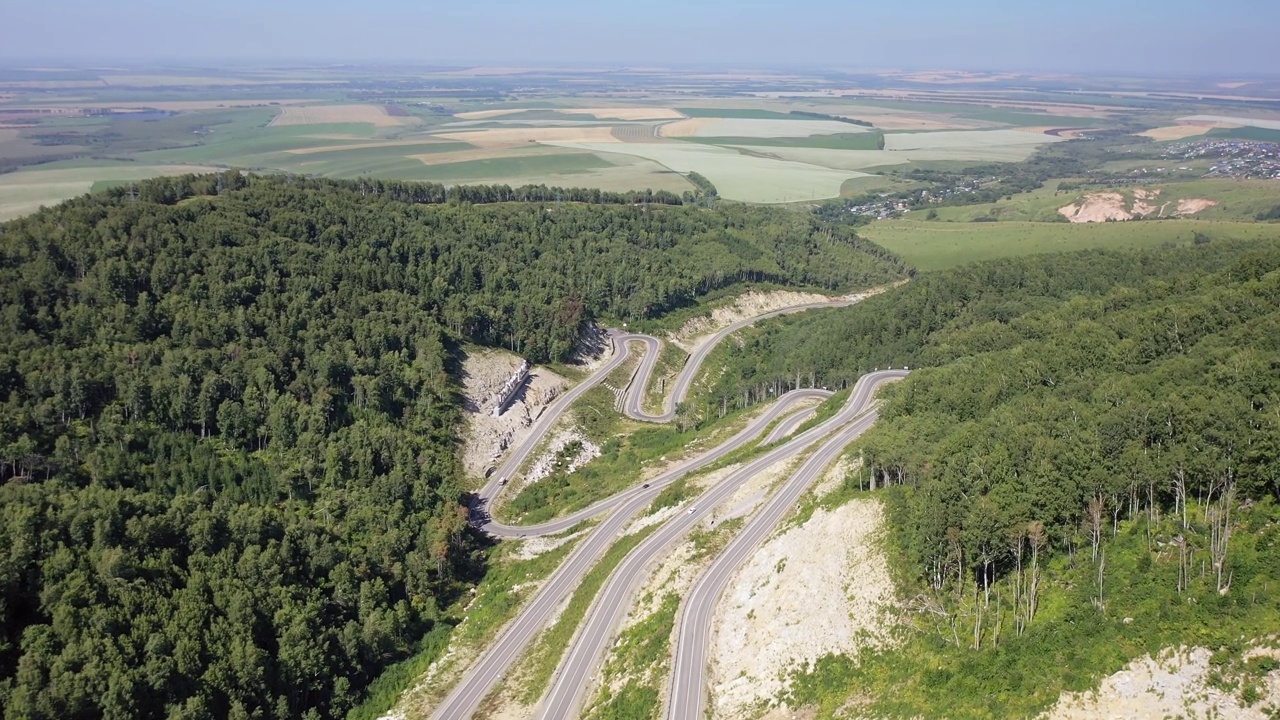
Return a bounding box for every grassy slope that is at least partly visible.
[922,178,1280,224]
[861,218,1280,271]
[788,499,1280,719]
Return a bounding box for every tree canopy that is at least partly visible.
[0,172,905,719]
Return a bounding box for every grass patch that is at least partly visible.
[345,625,453,720]
[582,592,682,720]
[1207,126,1280,143]
[690,517,746,561]
[640,342,689,416]
[860,218,1280,271]
[647,478,691,513]
[516,525,659,704]
[502,405,729,525]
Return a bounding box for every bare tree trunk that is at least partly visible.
[1210,473,1235,593]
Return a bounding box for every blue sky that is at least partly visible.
[2,0,1277,75]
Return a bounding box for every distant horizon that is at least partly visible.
[4,0,1278,77]
[0,59,1277,83]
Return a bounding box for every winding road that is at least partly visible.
[665,393,896,720]
[536,371,904,720]
[430,292,899,720]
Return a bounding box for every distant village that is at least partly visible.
[1159,139,1280,180]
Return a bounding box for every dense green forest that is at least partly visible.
[706,237,1280,714]
[0,172,905,719]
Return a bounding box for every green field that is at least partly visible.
[1206,126,1280,143]
[861,218,1280,270]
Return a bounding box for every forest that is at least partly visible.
[705,238,1280,708]
[0,172,905,719]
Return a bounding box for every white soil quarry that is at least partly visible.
[1058,190,1217,223]
[458,347,573,480]
[1044,646,1280,720]
[709,499,897,719]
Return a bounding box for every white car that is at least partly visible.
[687,507,697,515]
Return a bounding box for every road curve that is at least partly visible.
[430,389,833,720]
[623,297,866,423]
[666,376,903,720]
[761,402,822,445]
[435,295,885,720]
[534,371,906,720]
[476,296,865,538]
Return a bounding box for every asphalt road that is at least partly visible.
[665,379,902,720]
[761,403,820,444]
[624,297,864,423]
[534,371,906,720]
[429,389,830,720]
[432,295,885,720]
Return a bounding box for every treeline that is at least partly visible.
[110,170,689,209]
[683,171,718,201]
[788,110,873,127]
[0,174,904,719]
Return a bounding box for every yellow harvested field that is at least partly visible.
[269,105,418,127]
[284,138,460,155]
[665,118,871,138]
[1014,127,1096,139]
[889,71,1022,84]
[545,140,865,203]
[1138,125,1215,141]
[558,107,685,120]
[432,126,621,149]
[656,118,716,138]
[454,109,527,120]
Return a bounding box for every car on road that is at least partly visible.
[687,506,697,515]
[642,483,650,488]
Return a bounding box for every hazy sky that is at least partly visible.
[2,0,1277,75]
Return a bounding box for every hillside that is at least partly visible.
[702,239,1280,717]
[0,173,905,720]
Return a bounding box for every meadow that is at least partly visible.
[859,217,1280,270]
